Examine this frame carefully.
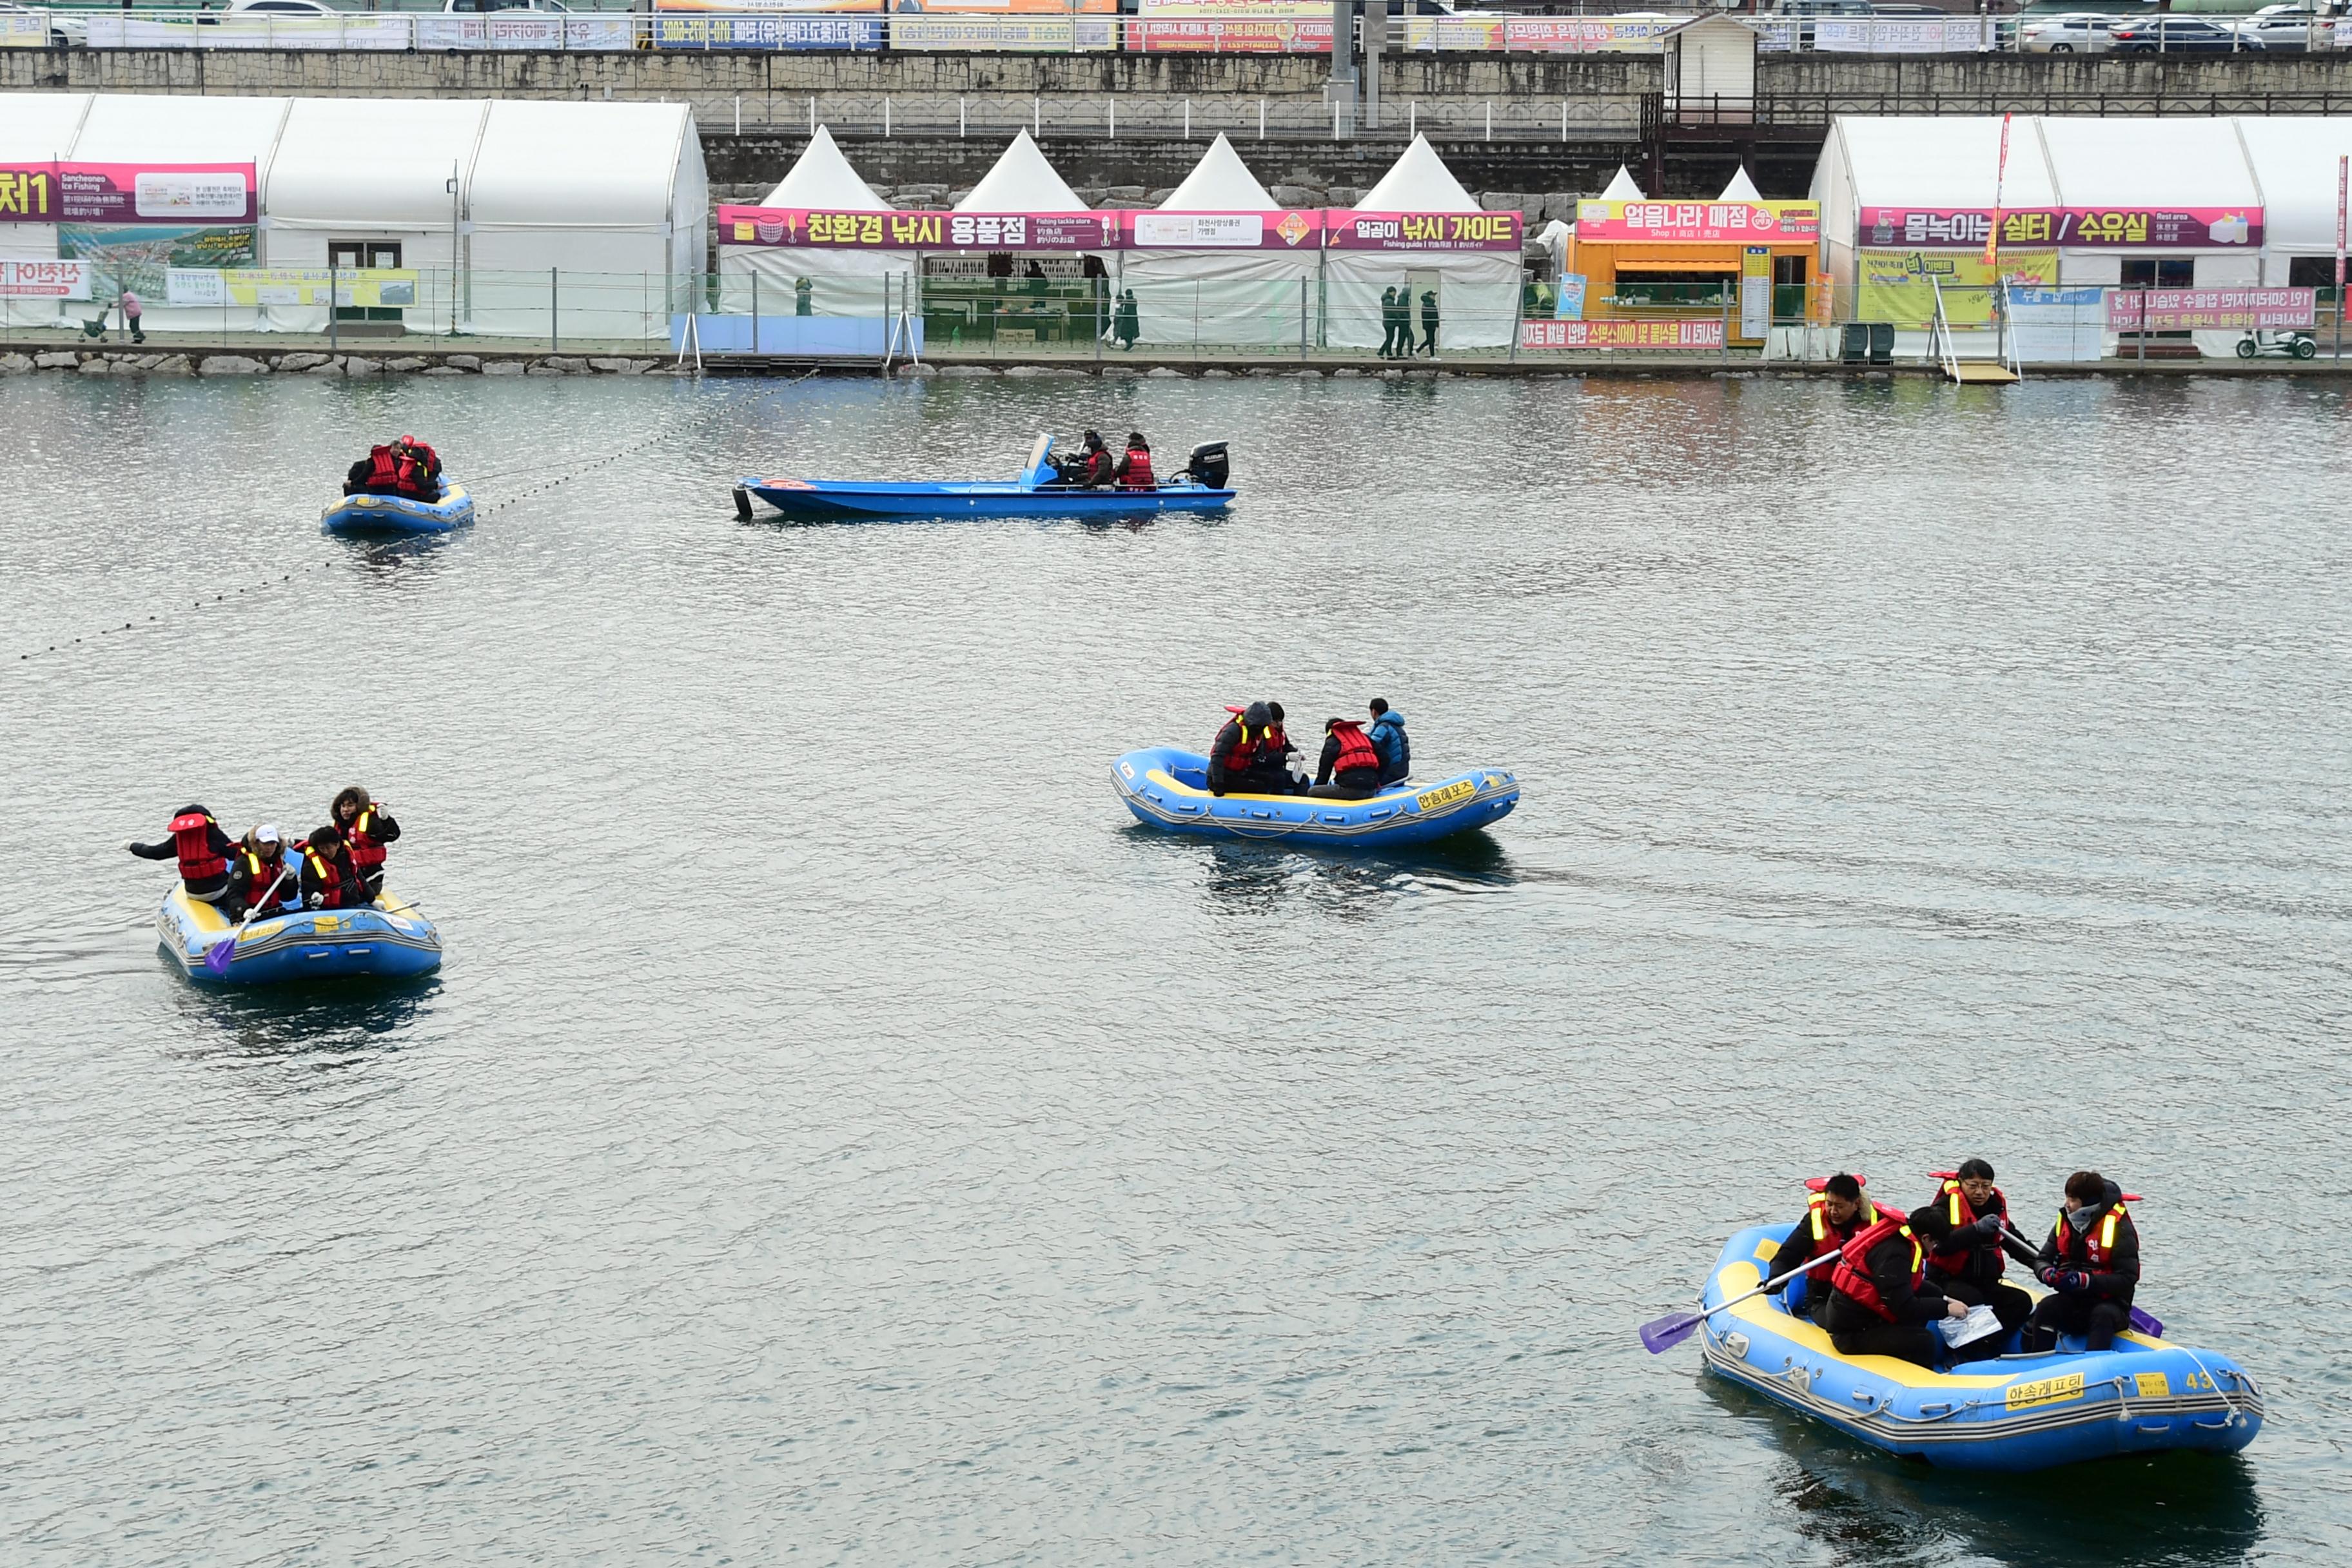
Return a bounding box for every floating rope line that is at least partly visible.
[12,429,678,663]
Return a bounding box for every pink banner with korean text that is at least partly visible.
[717,206,1120,251]
[1324,210,1522,253]
[1859,206,2262,251]
[1573,200,1818,244]
[2104,287,2314,331]
[1119,209,1324,251]
[0,162,257,226]
[0,258,93,298]
[1521,318,1725,350]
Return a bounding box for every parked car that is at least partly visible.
[2018,12,2117,51]
[2235,6,2334,49]
[2108,17,2248,50]
[0,1,70,46]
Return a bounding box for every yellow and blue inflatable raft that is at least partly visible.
[320,483,473,535]
[157,886,442,984]
[1696,1224,2262,1471]
[1112,746,1518,848]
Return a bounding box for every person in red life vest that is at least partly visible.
[1309,716,1384,799]
[1816,1204,1970,1368]
[331,785,400,904]
[1768,1173,1885,1320]
[393,435,443,502]
[1114,431,1155,490]
[1208,701,1273,796]
[224,823,297,921]
[1912,1158,2038,1353]
[295,825,360,912]
[126,803,237,908]
[1068,430,1115,489]
[346,443,406,497]
[2024,1171,2141,1353]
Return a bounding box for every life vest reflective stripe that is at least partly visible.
[1329,721,1378,775]
[1805,1187,1877,1244]
[1927,1178,2007,1273]
[2054,1203,2128,1269]
[1828,1215,1923,1323]
[347,806,387,872]
[1119,446,1155,489]
[169,810,228,882]
[1222,718,1264,772]
[238,847,286,906]
[367,446,400,488]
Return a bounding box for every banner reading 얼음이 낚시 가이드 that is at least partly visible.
[1855,249,2059,329]
[165,267,420,309]
[59,224,260,304]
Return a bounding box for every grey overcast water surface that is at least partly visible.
[2,371,2347,1566]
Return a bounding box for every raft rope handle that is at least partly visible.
[2171,1345,2245,1427]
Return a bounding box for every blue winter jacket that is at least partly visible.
[1368,710,1409,784]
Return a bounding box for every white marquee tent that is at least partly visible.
[718,125,905,319]
[956,128,1089,216]
[1323,133,1520,351]
[0,92,705,341]
[1119,133,1315,349]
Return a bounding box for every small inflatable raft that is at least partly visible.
[735,435,1235,522]
[320,483,473,535]
[1112,746,1518,848]
[1695,1224,2262,1472]
[157,885,442,984]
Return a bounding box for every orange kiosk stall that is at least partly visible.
[1562,172,1823,346]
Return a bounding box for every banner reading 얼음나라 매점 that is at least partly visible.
[0,162,257,226]
[718,206,1121,251]
[2104,288,2315,331]
[165,268,420,309]
[1857,206,2261,251]
[1520,319,1725,350]
[1572,200,1818,244]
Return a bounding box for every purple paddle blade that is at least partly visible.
[2131,1306,2166,1338]
[1639,1311,1704,1355]
[201,936,236,976]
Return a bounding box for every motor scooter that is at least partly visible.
[2237,328,2318,360]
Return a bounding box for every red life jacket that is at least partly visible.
[237,845,289,908]
[1800,1178,1876,1246]
[2052,1202,2130,1270]
[1827,1213,1923,1323]
[1221,713,1264,773]
[346,805,388,872]
[1119,445,1155,489]
[366,445,400,489]
[1329,720,1379,776]
[300,842,345,910]
[1926,1175,2007,1273]
[170,810,228,883]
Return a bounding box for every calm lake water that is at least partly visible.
[2,368,2347,1566]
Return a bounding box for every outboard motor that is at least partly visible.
[1178,441,1230,490]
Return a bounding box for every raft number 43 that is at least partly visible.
[1416,780,1477,812]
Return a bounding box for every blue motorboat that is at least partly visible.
[320,483,474,535]
[1112,746,1519,849]
[1692,1224,2262,1471]
[157,885,442,984]
[734,435,1235,522]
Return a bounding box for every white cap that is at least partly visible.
[254,823,282,845]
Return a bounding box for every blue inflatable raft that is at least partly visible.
[735,435,1234,522]
[157,885,442,985]
[320,483,473,535]
[1112,746,1518,848]
[1694,1224,2262,1472]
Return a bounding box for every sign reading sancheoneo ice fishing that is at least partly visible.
[1858,206,2262,250]
[0,162,258,226]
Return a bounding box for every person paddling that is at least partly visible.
[225,824,296,921]
[1767,1173,1880,1319]
[128,804,237,910]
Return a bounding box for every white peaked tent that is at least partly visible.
[1121,134,1313,348]
[1598,164,1645,201]
[720,126,906,318]
[1718,166,1765,204]
[956,128,1087,213]
[1326,133,1520,350]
